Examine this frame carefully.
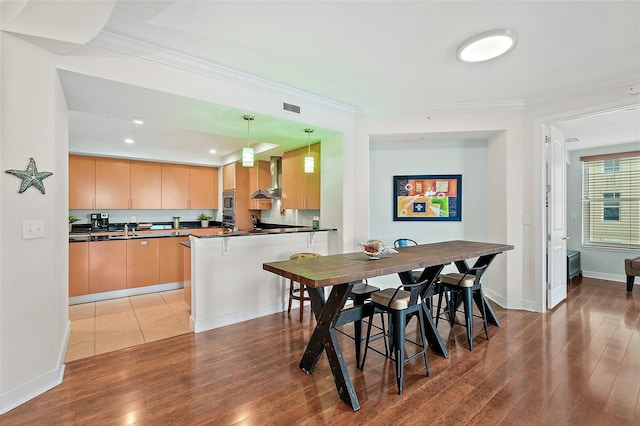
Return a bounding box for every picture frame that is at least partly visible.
[393,174,462,221]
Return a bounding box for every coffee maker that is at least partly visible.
[90,212,109,230]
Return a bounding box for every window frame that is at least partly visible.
[580,150,640,249]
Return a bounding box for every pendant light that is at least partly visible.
[242,115,255,167]
[304,128,314,173]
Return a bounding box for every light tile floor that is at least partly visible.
[66,289,191,363]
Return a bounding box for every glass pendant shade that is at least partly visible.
[242,146,254,167]
[304,156,314,173]
[242,115,255,167]
[304,127,314,174]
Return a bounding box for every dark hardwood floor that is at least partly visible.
[2,277,639,425]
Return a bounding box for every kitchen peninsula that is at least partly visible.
[187,226,335,333]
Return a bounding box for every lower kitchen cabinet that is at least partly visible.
[89,240,127,294]
[69,242,89,296]
[126,238,160,288]
[159,236,189,284]
[71,236,191,298]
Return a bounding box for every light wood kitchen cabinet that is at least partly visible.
[130,161,162,209]
[162,163,218,209]
[159,236,189,284]
[189,166,218,209]
[69,155,96,209]
[95,158,131,209]
[225,162,254,229]
[69,242,89,297]
[126,238,160,288]
[248,160,272,210]
[282,142,320,210]
[89,240,126,294]
[161,163,190,209]
[222,163,237,190]
[70,155,217,210]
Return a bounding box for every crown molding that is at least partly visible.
[89,31,358,117]
[523,73,640,108]
[361,99,526,116]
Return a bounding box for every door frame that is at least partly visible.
[537,99,639,312]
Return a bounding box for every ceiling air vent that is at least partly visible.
[283,102,301,114]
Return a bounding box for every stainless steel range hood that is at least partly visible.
[251,156,282,199]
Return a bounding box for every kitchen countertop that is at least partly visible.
[69,226,335,242]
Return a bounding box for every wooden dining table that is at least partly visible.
[263,240,513,411]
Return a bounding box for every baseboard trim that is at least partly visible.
[69,282,183,305]
[193,303,283,333]
[582,271,626,283]
[0,323,69,415]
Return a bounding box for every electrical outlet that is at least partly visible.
[131,216,136,222]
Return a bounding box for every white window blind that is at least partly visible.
[581,151,640,248]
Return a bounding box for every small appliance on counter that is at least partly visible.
[90,212,109,231]
[251,214,261,230]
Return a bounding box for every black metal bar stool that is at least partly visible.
[287,252,322,321]
[361,280,430,395]
[436,264,490,351]
[346,281,388,368]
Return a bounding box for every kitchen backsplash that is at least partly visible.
[69,209,218,225]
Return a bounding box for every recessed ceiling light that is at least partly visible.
[132,118,144,125]
[124,138,134,144]
[457,29,518,63]
[208,149,217,154]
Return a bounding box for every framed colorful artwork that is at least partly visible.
[393,174,462,221]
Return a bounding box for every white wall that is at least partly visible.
[358,110,524,309]
[566,142,638,282]
[367,138,489,288]
[369,139,488,245]
[0,33,69,414]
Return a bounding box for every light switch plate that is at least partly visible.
[23,220,45,239]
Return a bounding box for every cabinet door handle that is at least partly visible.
[140,240,148,245]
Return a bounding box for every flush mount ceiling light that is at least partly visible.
[242,115,255,167]
[304,128,314,173]
[457,29,518,63]
[132,118,144,125]
[124,137,134,144]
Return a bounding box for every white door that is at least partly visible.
[547,125,568,309]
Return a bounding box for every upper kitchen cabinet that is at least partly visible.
[130,161,162,209]
[95,157,131,209]
[162,163,218,209]
[189,166,218,209]
[282,143,320,210]
[161,164,190,209]
[69,155,96,209]
[248,160,272,210]
[222,163,238,190]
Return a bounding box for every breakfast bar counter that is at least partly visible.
[188,228,336,333]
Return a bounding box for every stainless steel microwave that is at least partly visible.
[222,190,235,211]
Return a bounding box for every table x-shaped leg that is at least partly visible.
[300,283,360,411]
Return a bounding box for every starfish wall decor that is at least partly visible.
[5,158,53,194]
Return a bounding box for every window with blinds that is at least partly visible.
[581,151,640,248]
